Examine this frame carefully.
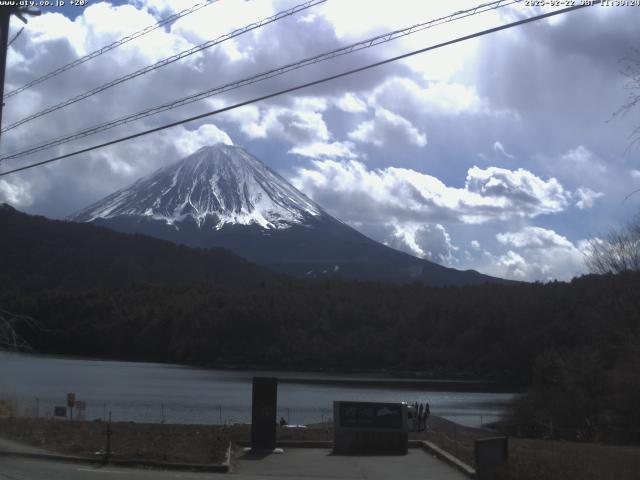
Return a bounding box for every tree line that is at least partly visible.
[2,203,640,437]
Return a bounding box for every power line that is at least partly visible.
[7,26,24,48]
[0,0,521,161]
[2,0,221,100]
[0,1,601,178]
[1,0,326,133]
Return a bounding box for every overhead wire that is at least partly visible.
[7,27,24,48]
[3,0,221,100]
[0,1,602,178]
[0,0,521,161]
[1,0,327,133]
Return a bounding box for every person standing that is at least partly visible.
[424,402,430,430]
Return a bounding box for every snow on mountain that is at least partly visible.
[70,144,508,286]
[71,144,322,229]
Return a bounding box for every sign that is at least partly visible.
[67,393,76,408]
[339,402,403,429]
[475,437,508,480]
[251,377,277,451]
[54,406,67,417]
[333,401,408,454]
[75,401,86,411]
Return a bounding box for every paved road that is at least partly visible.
[0,438,50,455]
[234,448,468,479]
[1,449,468,480]
[0,456,217,480]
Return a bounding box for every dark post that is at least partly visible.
[251,376,277,451]
[105,411,112,464]
[0,9,10,137]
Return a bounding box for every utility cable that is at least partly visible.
[3,0,221,100]
[0,1,602,178]
[1,0,326,133]
[0,0,521,160]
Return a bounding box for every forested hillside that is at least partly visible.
[0,204,282,289]
[3,203,639,433]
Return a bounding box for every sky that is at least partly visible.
[1,0,640,282]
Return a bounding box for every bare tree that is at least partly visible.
[612,48,640,149]
[0,308,42,352]
[585,217,640,274]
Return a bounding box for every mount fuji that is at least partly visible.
[70,144,503,285]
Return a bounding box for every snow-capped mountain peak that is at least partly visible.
[71,144,323,229]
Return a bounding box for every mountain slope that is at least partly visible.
[0,203,281,290]
[70,144,508,286]
[72,144,321,229]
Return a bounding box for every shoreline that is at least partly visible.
[2,351,521,392]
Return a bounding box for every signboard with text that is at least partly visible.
[333,401,408,454]
[339,402,403,429]
[67,393,76,408]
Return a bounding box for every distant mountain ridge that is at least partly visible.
[0,203,281,290]
[70,144,509,286]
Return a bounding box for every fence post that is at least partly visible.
[105,411,113,464]
[454,425,458,457]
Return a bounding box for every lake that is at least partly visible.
[0,352,516,427]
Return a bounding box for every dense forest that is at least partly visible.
[2,204,640,436]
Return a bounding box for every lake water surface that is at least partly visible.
[0,352,516,427]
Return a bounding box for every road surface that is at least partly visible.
[0,448,469,479]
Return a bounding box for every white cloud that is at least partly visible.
[631,169,640,179]
[163,0,274,49]
[27,12,86,54]
[496,250,528,279]
[348,108,427,148]
[289,141,358,160]
[294,96,329,112]
[474,227,590,281]
[334,92,368,113]
[560,145,607,173]
[0,178,33,208]
[291,160,573,226]
[465,166,570,217]
[573,187,604,210]
[470,240,481,250]
[221,99,334,149]
[493,141,514,159]
[385,223,456,264]
[497,226,573,249]
[234,106,330,144]
[173,123,233,157]
[369,76,485,116]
